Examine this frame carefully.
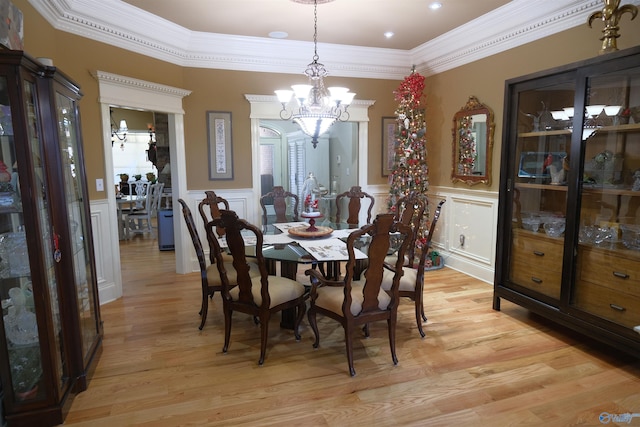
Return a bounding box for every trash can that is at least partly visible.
[157,209,175,251]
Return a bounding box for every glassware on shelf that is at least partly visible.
[0,230,30,277]
[543,218,566,237]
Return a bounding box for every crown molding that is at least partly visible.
[28,0,640,80]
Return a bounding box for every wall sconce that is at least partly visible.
[110,108,128,149]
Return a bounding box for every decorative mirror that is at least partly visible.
[451,96,495,186]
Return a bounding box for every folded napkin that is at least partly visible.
[273,222,309,233]
[297,238,367,261]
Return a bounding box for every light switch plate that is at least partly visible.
[96,178,104,191]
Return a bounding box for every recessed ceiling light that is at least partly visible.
[269,31,289,39]
[384,31,394,39]
[429,2,442,10]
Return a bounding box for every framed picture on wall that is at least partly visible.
[207,111,234,180]
[382,116,396,176]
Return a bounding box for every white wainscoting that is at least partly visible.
[89,199,122,305]
[427,186,499,284]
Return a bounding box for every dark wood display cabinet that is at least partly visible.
[0,51,102,426]
[494,46,640,358]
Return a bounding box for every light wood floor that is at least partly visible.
[63,235,640,426]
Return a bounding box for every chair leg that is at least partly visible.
[414,298,425,338]
[222,307,232,353]
[258,312,270,365]
[388,317,398,366]
[344,326,356,377]
[294,302,305,341]
[308,308,320,348]
[199,288,209,330]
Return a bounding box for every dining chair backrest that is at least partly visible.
[147,182,164,215]
[344,214,412,309]
[207,210,268,303]
[198,190,229,239]
[393,192,427,267]
[132,181,148,209]
[335,185,375,226]
[424,200,445,252]
[260,185,299,226]
[198,190,229,223]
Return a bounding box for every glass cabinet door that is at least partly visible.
[507,74,575,303]
[53,88,100,370]
[572,63,640,336]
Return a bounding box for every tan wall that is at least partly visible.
[14,0,640,199]
[426,22,640,192]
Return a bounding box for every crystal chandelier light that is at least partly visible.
[275,0,355,148]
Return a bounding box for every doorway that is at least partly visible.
[96,70,191,303]
[246,94,374,227]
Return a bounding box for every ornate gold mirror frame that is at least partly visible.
[451,96,495,186]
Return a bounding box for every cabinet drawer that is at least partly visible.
[577,247,640,296]
[509,232,562,299]
[511,232,563,272]
[510,263,561,299]
[573,281,640,329]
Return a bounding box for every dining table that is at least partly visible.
[219,219,374,329]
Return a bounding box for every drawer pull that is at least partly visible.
[531,277,542,284]
[533,251,545,257]
[609,304,626,312]
[612,271,629,279]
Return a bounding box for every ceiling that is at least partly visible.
[29,0,621,79]
[121,0,512,51]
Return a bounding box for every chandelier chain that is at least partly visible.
[312,0,319,62]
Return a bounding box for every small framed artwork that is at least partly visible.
[207,111,233,180]
[382,116,397,176]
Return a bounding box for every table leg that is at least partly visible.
[279,260,300,330]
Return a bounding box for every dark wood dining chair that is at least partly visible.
[198,190,233,263]
[206,209,307,365]
[260,185,299,228]
[388,192,427,267]
[306,213,412,376]
[335,185,375,227]
[178,199,259,330]
[381,199,445,337]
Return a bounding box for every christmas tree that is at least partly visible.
[387,68,429,247]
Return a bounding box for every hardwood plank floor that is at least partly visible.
[63,235,640,426]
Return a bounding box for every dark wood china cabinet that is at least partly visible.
[494,46,640,358]
[0,50,102,426]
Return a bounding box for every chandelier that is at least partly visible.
[110,108,128,149]
[275,0,355,148]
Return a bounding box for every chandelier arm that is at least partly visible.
[112,130,127,141]
[279,108,293,120]
[338,110,351,122]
